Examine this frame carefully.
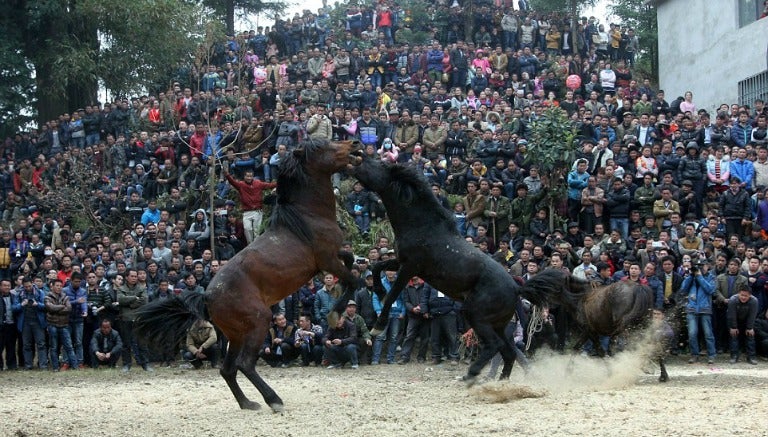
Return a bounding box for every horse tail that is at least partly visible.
[519,269,589,311]
[134,292,209,352]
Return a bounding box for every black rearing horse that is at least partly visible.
[349,158,556,384]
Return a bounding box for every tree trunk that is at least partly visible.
[226,0,236,36]
[36,63,69,125]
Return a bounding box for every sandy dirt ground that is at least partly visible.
[4,351,768,437]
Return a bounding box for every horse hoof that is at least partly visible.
[659,374,669,383]
[370,328,383,337]
[462,375,478,387]
[270,403,284,413]
[241,400,261,411]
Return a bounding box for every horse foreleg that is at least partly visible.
[326,256,364,324]
[371,260,401,300]
[220,342,260,410]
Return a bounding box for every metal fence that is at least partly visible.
[739,70,768,108]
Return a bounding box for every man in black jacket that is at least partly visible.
[422,286,460,365]
[727,286,759,365]
[397,277,431,364]
[719,177,751,238]
[90,319,123,369]
[324,316,358,369]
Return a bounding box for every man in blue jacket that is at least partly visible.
[13,277,48,370]
[371,269,404,365]
[64,272,88,368]
[680,259,716,364]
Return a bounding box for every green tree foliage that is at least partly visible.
[2,0,207,131]
[0,39,35,138]
[528,0,597,15]
[202,0,287,36]
[609,0,658,83]
[527,106,579,227]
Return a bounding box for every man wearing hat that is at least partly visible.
[342,298,373,364]
[677,141,706,216]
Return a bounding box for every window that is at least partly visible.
[738,0,765,27]
[739,70,768,108]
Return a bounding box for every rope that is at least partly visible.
[525,305,544,352]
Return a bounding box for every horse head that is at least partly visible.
[347,155,394,192]
[298,139,362,176]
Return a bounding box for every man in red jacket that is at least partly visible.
[224,167,276,244]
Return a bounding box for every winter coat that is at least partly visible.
[681,272,715,315]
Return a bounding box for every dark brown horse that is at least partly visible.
[348,158,557,384]
[525,270,669,382]
[135,139,361,411]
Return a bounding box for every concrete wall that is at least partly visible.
[656,0,768,113]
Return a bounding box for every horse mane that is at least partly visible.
[269,139,326,244]
[386,164,458,233]
[520,269,589,309]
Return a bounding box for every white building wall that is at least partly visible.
[657,0,768,113]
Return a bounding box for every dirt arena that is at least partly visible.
[4,351,768,436]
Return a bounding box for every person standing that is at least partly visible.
[0,279,18,370]
[719,177,751,238]
[63,272,88,368]
[397,276,431,364]
[681,261,716,364]
[44,279,77,372]
[15,277,48,370]
[371,269,404,365]
[422,285,460,365]
[224,167,276,244]
[117,269,151,372]
[727,286,759,365]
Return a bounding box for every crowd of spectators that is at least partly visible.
[2,0,768,374]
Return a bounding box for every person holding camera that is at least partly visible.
[680,258,717,364]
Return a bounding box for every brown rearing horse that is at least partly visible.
[135,139,362,412]
[524,270,669,382]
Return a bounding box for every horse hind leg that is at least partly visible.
[658,356,669,382]
[238,315,284,413]
[463,323,505,386]
[494,327,519,380]
[220,342,261,410]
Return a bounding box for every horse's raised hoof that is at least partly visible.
[241,400,261,411]
[269,403,285,413]
[659,373,669,383]
[462,374,478,387]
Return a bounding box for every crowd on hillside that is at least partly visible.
[2,0,768,374]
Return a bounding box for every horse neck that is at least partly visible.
[293,174,336,219]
